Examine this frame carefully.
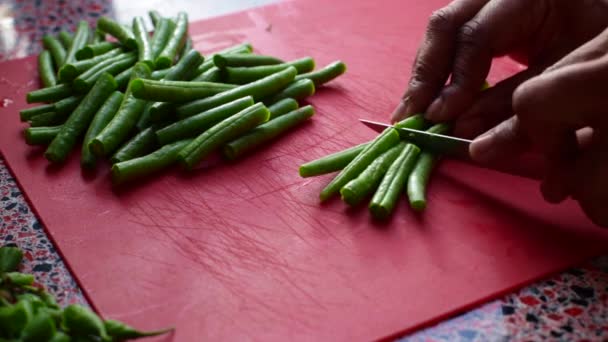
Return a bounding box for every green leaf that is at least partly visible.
[0,247,23,273]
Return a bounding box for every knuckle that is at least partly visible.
[428,9,456,33]
[456,19,486,46]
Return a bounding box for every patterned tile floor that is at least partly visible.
[2,1,608,341]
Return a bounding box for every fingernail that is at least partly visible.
[425,97,444,122]
[469,132,496,163]
[391,96,410,123]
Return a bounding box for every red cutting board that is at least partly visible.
[2,0,608,340]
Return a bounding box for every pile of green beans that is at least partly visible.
[18,10,347,185]
[0,245,173,341]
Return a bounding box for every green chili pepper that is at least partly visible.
[155,12,188,68]
[130,79,236,102]
[132,16,154,68]
[294,60,346,87]
[42,35,66,67]
[81,91,124,169]
[62,305,109,340]
[222,57,315,84]
[111,127,158,164]
[104,319,174,340]
[20,311,56,342]
[38,50,57,88]
[0,246,23,273]
[97,17,136,49]
[65,21,91,65]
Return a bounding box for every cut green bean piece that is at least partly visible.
[24,126,62,146]
[59,48,122,82]
[89,63,151,157]
[299,142,370,177]
[97,17,136,49]
[75,42,119,60]
[42,35,66,67]
[150,18,175,59]
[37,50,56,88]
[163,49,204,81]
[146,102,175,124]
[213,54,284,68]
[55,95,83,115]
[114,66,133,91]
[133,16,154,68]
[407,123,451,211]
[44,73,117,163]
[73,53,137,93]
[111,127,157,164]
[111,138,192,185]
[267,98,299,120]
[223,57,315,84]
[151,68,170,80]
[177,66,297,119]
[135,102,156,131]
[340,142,404,206]
[178,102,270,170]
[192,66,221,82]
[156,96,254,145]
[149,10,162,27]
[58,31,74,50]
[130,79,236,102]
[92,29,105,44]
[369,144,420,219]
[264,78,315,105]
[81,91,124,169]
[223,105,314,160]
[65,21,90,64]
[194,42,254,76]
[28,111,65,127]
[294,60,346,87]
[155,12,188,68]
[178,37,193,60]
[26,84,72,103]
[20,104,55,122]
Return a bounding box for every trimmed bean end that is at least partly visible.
[369,204,390,221]
[410,200,426,212]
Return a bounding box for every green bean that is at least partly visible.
[104,319,173,340]
[155,12,188,68]
[20,311,56,342]
[20,104,55,122]
[58,31,73,50]
[177,66,297,119]
[149,10,162,27]
[267,98,299,120]
[97,17,136,49]
[156,96,254,145]
[24,126,62,145]
[42,35,66,67]
[89,63,151,157]
[369,144,420,219]
[59,48,122,82]
[75,42,119,60]
[44,73,117,164]
[62,305,109,340]
[339,142,404,206]
[132,16,154,68]
[114,66,133,91]
[178,103,270,170]
[65,21,90,64]
[223,105,314,160]
[294,60,346,87]
[54,95,83,115]
[111,138,192,185]
[73,52,136,93]
[178,37,193,60]
[213,54,284,68]
[37,50,57,88]
[222,57,315,84]
[150,18,175,59]
[81,91,124,169]
[26,84,72,103]
[263,78,315,105]
[111,127,158,164]
[151,68,170,80]
[28,112,64,127]
[91,29,105,44]
[194,42,253,76]
[0,246,23,272]
[146,102,173,124]
[407,123,450,212]
[163,49,204,81]
[192,66,221,82]
[299,142,369,177]
[130,79,235,102]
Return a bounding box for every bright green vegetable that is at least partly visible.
[42,35,66,67]
[73,52,136,93]
[223,105,314,160]
[97,17,137,49]
[58,31,73,50]
[155,12,188,68]
[407,123,450,211]
[134,102,155,131]
[132,16,154,68]
[192,66,221,82]
[114,66,133,91]
[89,63,151,157]
[3,272,34,286]
[91,29,106,44]
[155,96,254,145]
[49,332,71,342]
[149,10,162,27]
[150,18,175,59]
[151,68,170,80]
[64,21,90,64]
[111,138,192,185]
[369,143,420,220]
[0,246,23,273]
[104,319,173,340]
[24,126,62,146]
[59,48,122,82]
[194,42,253,76]
[21,311,56,342]
[62,305,109,340]
[44,73,117,163]
[177,66,297,119]
[19,104,55,122]
[340,142,404,206]
[0,301,31,338]
[294,60,346,87]
[54,95,83,115]
[222,57,315,84]
[267,98,299,120]
[38,50,57,87]
[81,91,124,169]
[178,103,270,170]
[26,84,72,103]
[213,54,284,68]
[111,127,158,164]
[75,42,119,60]
[130,79,236,102]
[27,112,62,127]
[264,78,315,104]
[163,49,204,81]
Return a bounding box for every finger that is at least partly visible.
[426,0,552,122]
[391,0,489,123]
[469,115,530,164]
[544,27,608,73]
[453,67,541,138]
